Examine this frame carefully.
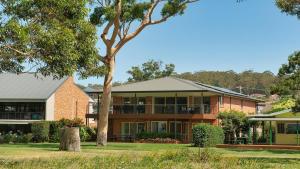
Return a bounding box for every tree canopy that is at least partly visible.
[176,70,276,96]
[272,51,300,111]
[127,60,175,82]
[0,0,104,78]
[276,0,300,18]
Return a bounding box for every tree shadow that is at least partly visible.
[225,148,300,155]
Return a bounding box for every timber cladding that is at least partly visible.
[54,77,90,121]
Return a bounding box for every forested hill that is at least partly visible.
[176,70,277,96]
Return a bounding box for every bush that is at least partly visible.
[0,132,32,144]
[192,123,224,147]
[80,127,91,142]
[49,121,61,143]
[31,121,50,142]
[136,132,174,139]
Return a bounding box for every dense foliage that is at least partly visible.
[31,122,50,142]
[192,123,224,147]
[177,70,276,96]
[127,60,175,82]
[0,0,103,78]
[217,111,252,144]
[0,132,32,144]
[271,51,300,111]
[136,132,175,139]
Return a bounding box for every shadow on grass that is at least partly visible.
[225,148,300,155]
[239,157,300,165]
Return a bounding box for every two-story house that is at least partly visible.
[0,73,93,131]
[86,77,260,143]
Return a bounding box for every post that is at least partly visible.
[297,121,299,146]
[262,121,265,140]
[201,92,204,114]
[269,121,272,145]
[175,93,177,140]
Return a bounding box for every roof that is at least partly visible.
[0,73,68,100]
[248,109,292,118]
[249,118,300,121]
[84,86,100,93]
[87,77,259,101]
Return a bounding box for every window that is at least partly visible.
[286,123,300,134]
[176,97,187,114]
[154,97,186,114]
[218,96,224,107]
[277,123,285,134]
[193,97,211,114]
[121,122,145,136]
[136,98,146,114]
[151,121,167,133]
[169,121,182,134]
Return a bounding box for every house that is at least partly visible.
[249,109,300,145]
[85,77,260,143]
[0,73,92,129]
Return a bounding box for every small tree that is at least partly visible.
[217,111,249,144]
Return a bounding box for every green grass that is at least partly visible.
[1,143,300,168]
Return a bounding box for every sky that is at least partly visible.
[76,0,300,86]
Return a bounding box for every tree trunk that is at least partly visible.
[97,57,115,146]
[59,127,81,152]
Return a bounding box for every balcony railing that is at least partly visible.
[0,112,45,120]
[111,104,211,115]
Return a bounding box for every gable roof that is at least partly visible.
[0,73,68,100]
[89,77,260,101]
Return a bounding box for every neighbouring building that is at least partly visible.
[0,73,92,130]
[249,109,300,145]
[86,77,261,143]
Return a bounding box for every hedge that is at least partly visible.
[136,132,175,139]
[31,121,50,142]
[192,123,224,147]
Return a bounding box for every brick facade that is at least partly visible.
[54,77,90,121]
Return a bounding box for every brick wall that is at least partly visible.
[219,96,256,114]
[54,77,90,121]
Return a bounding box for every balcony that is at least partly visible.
[112,104,211,115]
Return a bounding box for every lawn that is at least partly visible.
[1,142,300,169]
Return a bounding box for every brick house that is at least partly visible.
[0,73,92,126]
[86,77,261,143]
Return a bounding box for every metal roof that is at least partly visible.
[248,109,292,118]
[249,118,300,121]
[87,77,259,101]
[0,73,68,100]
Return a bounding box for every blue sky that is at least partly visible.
[76,0,300,86]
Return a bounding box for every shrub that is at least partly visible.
[136,132,174,139]
[31,121,50,142]
[80,127,91,142]
[49,121,61,143]
[192,123,224,147]
[58,118,84,127]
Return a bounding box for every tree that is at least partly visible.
[272,51,300,111]
[217,111,249,144]
[127,60,175,82]
[0,0,199,146]
[276,0,300,18]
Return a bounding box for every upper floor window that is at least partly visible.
[218,96,224,108]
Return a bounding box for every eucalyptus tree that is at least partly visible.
[0,0,199,146]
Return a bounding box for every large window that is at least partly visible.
[176,97,188,114]
[121,122,145,136]
[154,97,187,114]
[121,97,146,114]
[169,121,182,135]
[193,97,211,114]
[151,121,167,133]
[0,102,45,120]
[286,123,300,134]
